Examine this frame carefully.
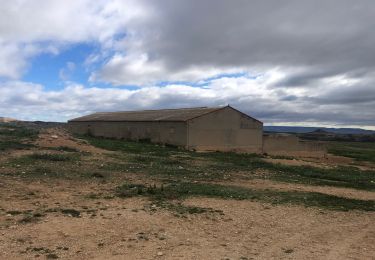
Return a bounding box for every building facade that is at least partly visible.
[68,106,263,153]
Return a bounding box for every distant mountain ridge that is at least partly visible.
[264,126,375,135]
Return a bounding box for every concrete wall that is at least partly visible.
[263,134,326,157]
[263,134,299,152]
[68,121,187,147]
[187,107,263,153]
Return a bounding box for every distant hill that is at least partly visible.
[0,117,18,123]
[264,126,375,135]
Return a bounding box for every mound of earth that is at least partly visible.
[0,117,18,123]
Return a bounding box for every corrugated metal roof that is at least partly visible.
[68,107,225,122]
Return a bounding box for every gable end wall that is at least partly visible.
[187,107,263,153]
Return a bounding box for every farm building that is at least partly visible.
[68,106,263,153]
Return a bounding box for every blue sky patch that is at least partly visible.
[23,43,98,89]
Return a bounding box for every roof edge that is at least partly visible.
[67,106,262,123]
[186,106,227,121]
[186,105,263,124]
[68,106,224,122]
[227,105,263,124]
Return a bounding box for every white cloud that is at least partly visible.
[1,74,375,129]
[0,42,27,79]
[0,0,144,43]
[92,52,250,85]
[0,0,148,79]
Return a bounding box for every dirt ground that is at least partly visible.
[264,155,375,171]
[0,128,374,260]
[35,128,107,154]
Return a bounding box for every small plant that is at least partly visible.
[18,212,44,224]
[29,153,79,161]
[116,184,148,197]
[91,172,105,178]
[48,146,79,152]
[60,209,81,217]
[6,210,23,215]
[46,253,59,259]
[85,193,101,199]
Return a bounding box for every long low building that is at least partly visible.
[68,106,263,153]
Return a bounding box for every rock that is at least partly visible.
[157,251,164,256]
[51,135,59,139]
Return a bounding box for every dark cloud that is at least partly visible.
[308,84,375,104]
[135,0,375,73]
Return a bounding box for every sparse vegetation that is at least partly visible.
[18,212,44,224]
[1,126,375,259]
[116,182,375,212]
[81,136,375,191]
[328,141,375,163]
[47,146,79,152]
[268,165,375,191]
[28,152,80,161]
[60,209,81,217]
[0,124,38,151]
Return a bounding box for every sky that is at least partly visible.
[0,0,374,129]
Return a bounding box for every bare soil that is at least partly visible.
[35,128,107,154]
[217,179,375,201]
[0,128,374,260]
[1,177,374,260]
[265,155,375,171]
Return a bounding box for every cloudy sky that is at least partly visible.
[0,0,374,129]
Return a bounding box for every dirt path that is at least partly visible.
[217,179,375,201]
[264,156,375,171]
[264,157,333,169]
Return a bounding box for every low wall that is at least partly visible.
[263,134,326,158]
